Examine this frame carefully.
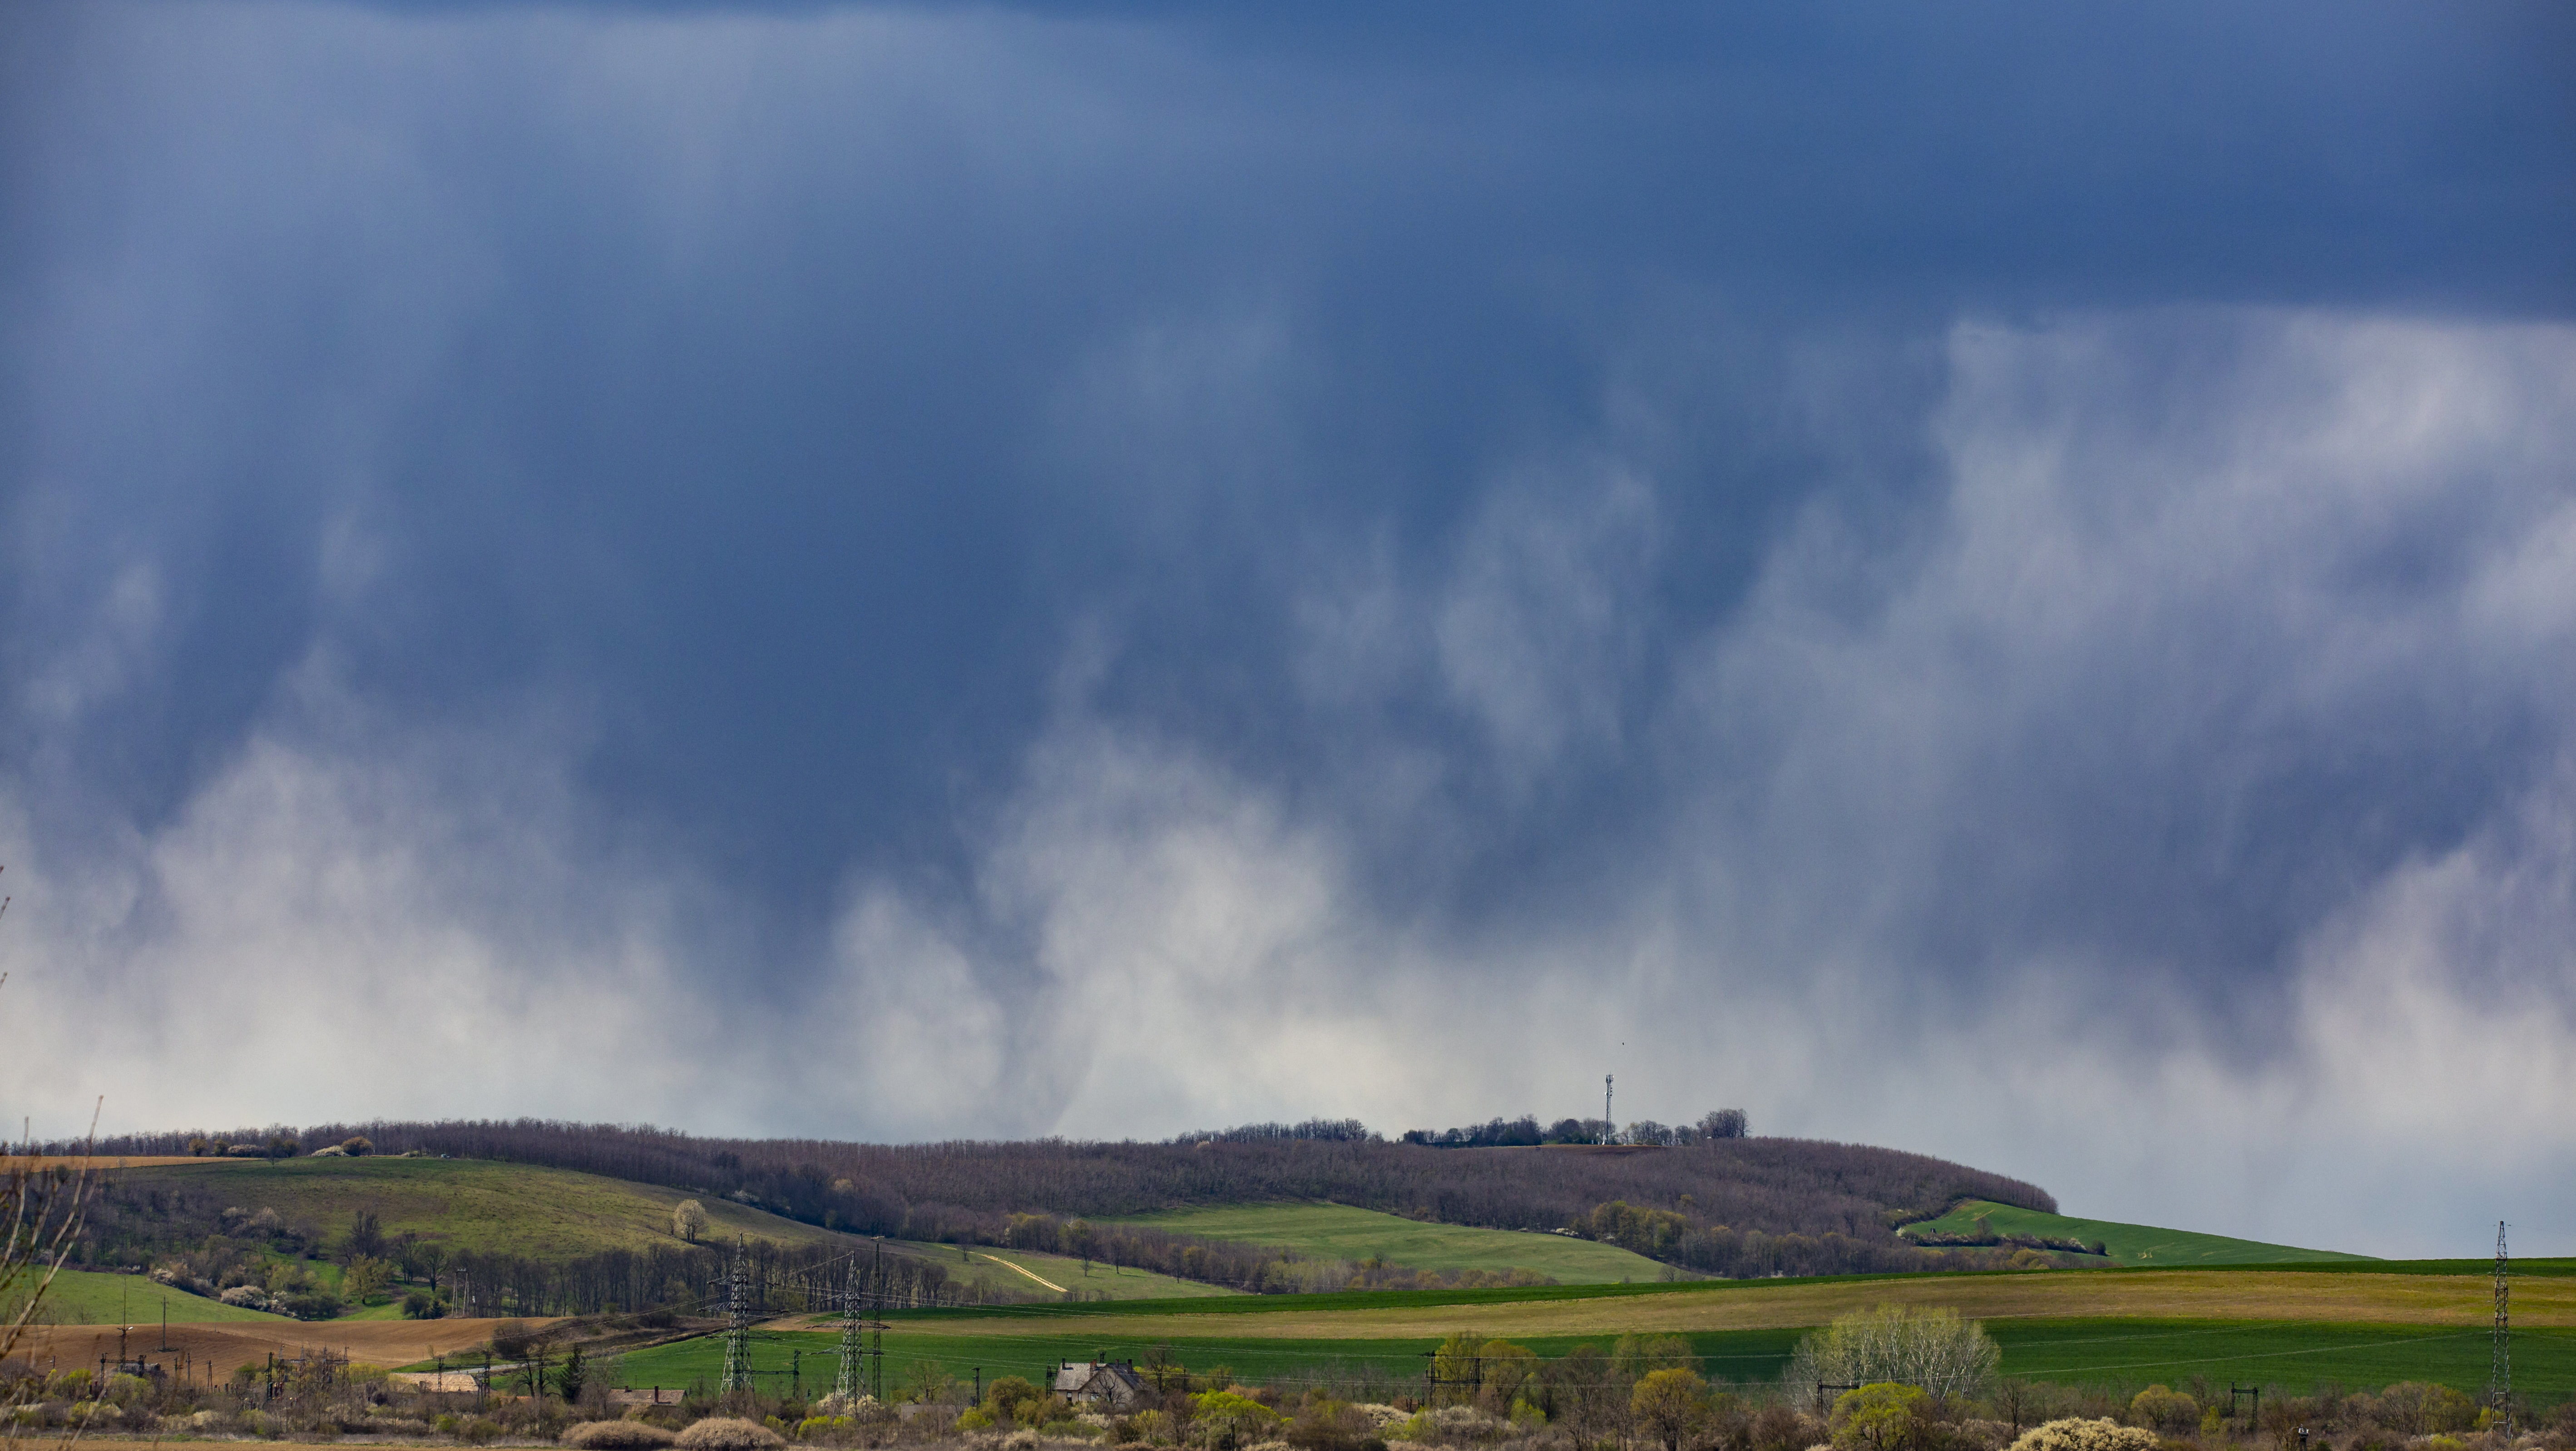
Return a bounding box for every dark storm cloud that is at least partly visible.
[2,0,2572,1254]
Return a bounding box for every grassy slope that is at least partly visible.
[1904,1200,2368,1267]
[888,1242,1241,1303]
[119,1157,860,1260]
[1110,1204,1673,1284]
[1,1268,286,1324]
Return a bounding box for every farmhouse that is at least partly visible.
[1050,1361,1149,1408]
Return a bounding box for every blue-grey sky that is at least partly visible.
[4,1,2574,1257]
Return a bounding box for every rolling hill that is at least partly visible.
[71,1119,2068,1284]
[100,1155,858,1260]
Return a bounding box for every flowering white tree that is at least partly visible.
[1784,1303,2000,1398]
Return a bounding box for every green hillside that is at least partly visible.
[1111,1203,1677,1284]
[1,1267,287,1325]
[890,1242,1243,1303]
[1902,1199,2369,1266]
[117,1156,861,1260]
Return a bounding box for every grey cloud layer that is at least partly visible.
[3,2,2571,1256]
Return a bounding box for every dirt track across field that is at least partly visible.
[9,1318,557,1380]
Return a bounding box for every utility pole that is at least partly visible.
[722,1239,751,1393]
[870,1240,886,1402]
[2493,1220,2512,1436]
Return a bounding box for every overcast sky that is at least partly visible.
[4,2,2573,1258]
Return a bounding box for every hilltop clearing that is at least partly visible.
[1899,1199,2369,1266]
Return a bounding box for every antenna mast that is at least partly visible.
[721,1239,751,1393]
[1602,1075,1613,1145]
[2492,1220,2511,1435]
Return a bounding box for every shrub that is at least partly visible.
[564,1420,680,1448]
[983,1375,1043,1424]
[400,1287,446,1319]
[1285,1398,1371,1451]
[676,1416,789,1450]
[2126,1388,2198,1436]
[276,1289,344,1320]
[1749,1404,1821,1451]
[341,1136,374,1156]
[2006,1419,2160,1451]
[459,1416,504,1444]
[219,1284,270,1309]
[490,1319,537,1359]
[1831,1383,1926,1451]
[1194,1391,1288,1450]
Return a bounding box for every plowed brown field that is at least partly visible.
[5,1156,207,1171]
[10,1317,557,1380]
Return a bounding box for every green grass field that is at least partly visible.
[611,1318,2576,1402]
[887,1242,1242,1303]
[116,1157,862,1261]
[1109,1204,1674,1285]
[1901,1201,2367,1267]
[0,1268,286,1325]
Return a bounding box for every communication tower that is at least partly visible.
[1603,1075,1613,1145]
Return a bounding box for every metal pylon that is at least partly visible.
[836,1268,863,1399]
[722,1239,751,1392]
[2492,1220,2511,1436]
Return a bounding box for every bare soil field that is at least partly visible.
[895,1269,2576,1342]
[10,1317,554,1380]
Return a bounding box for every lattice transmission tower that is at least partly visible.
[2492,1220,2511,1436]
[722,1239,752,1393]
[836,1264,864,1399]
